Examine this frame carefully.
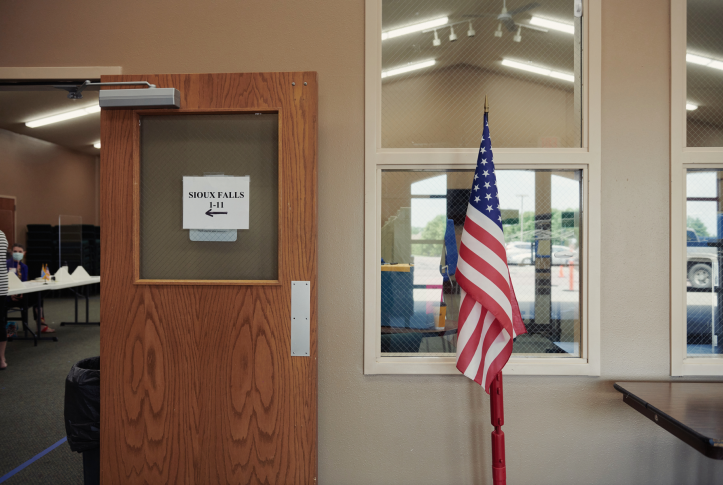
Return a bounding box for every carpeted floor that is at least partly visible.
[0,296,100,484]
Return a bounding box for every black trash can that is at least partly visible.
[64,356,100,485]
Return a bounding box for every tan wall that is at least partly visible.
[3,0,723,483]
[0,129,97,248]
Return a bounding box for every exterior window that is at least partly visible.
[685,170,723,357]
[365,0,601,375]
[381,0,583,148]
[671,1,723,375]
[380,169,583,357]
[686,0,723,147]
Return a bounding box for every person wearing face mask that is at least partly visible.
[7,244,28,281]
[6,244,54,334]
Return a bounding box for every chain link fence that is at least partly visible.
[380,169,582,357]
[381,0,582,149]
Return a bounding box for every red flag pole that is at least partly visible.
[490,371,506,485]
[484,95,506,484]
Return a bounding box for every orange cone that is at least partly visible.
[569,260,574,291]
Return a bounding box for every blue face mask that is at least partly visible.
[12,252,23,262]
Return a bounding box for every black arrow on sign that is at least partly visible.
[205,209,228,217]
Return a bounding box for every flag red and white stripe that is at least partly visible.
[455,113,526,392]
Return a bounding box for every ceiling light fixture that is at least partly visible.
[686,103,698,111]
[449,26,457,42]
[382,59,436,79]
[686,53,712,65]
[382,17,448,41]
[501,59,574,83]
[467,21,476,37]
[433,30,441,46]
[93,141,101,149]
[26,105,101,128]
[686,52,723,71]
[529,16,575,34]
[513,26,522,43]
[494,23,503,38]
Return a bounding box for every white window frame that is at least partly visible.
[364,0,602,376]
[670,0,723,376]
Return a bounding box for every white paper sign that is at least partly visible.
[183,176,249,230]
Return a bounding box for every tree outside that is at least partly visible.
[687,215,710,238]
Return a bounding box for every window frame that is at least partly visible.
[670,0,723,376]
[364,0,602,376]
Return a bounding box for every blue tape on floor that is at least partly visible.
[0,436,67,483]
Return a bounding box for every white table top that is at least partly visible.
[7,276,101,296]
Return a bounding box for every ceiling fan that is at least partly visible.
[464,0,546,41]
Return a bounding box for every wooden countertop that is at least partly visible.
[614,381,723,459]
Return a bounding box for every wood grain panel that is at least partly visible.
[0,196,16,247]
[101,73,317,484]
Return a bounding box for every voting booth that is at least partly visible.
[100,73,317,483]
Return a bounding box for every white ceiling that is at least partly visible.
[0,90,100,156]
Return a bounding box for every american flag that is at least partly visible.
[455,112,526,392]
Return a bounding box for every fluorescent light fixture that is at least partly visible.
[502,59,574,83]
[529,16,574,34]
[686,103,698,111]
[549,71,575,82]
[93,141,101,149]
[382,59,435,78]
[502,59,550,76]
[382,17,448,40]
[26,105,100,128]
[709,60,723,71]
[686,53,712,65]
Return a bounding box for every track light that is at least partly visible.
[501,59,574,83]
[26,105,100,128]
[93,141,101,149]
[449,26,457,42]
[433,29,441,46]
[467,21,475,37]
[382,59,436,79]
[382,17,448,41]
[513,27,522,43]
[494,23,503,38]
[686,103,698,111]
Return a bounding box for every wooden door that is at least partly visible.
[0,196,15,247]
[100,73,317,484]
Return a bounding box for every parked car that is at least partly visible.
[506,242,533,265]
[687,228,719,289]
[506,242,578,265]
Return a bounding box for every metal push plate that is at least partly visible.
[290,281,310,356]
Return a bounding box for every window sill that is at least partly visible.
[674,358,723,377]
[365,357,598,376]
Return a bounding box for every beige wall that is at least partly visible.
[0,129,97,248]
[3,1,723,483]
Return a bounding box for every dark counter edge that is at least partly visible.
[614,382,723,460]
